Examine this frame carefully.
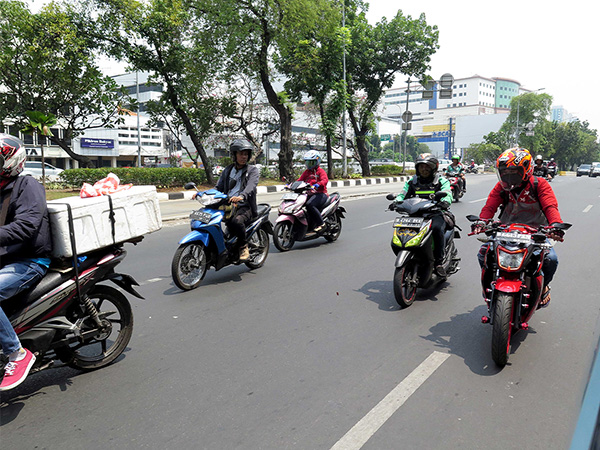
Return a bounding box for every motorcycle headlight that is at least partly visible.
[496,247,527,271]
[199,194,220,208]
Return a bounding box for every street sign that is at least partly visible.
[422,81,435,100]
[439,73,454,88]
[402,111,413,123]
[402,123,412,130]
[380,134,391,141]
[439,89,452,99]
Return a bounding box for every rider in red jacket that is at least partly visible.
[297,150,328,232]
[475,148,564,307]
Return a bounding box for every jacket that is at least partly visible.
[216,163,259,217]
[298,167,328,194]
[479,176,562,226]
[395,174,452,204]
[0,175,52,264]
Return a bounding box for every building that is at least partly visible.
[552,105,577,123]
[377,75,531,158]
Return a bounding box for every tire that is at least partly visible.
[245,228,269,269]
[491,292,514,367]
[393,262,418,308]
[273,222,295,252]
[56,285,133,371]
[324,214,342,242]
[171,242,208,290]
[453,188,460,202]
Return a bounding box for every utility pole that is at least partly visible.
[401,77,411,173]
[136,71,141,167]
[341,2,348,177]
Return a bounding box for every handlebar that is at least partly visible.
[466,216,570,242]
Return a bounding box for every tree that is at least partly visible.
[345,10,438,176]
[0,1,127,168]
[21,111,57,189]
[198,0,338,181]
[95,0,238,184]
[464,142,502,165]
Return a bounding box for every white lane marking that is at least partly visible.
[469,197,487,204]
[583,205,593,213]
[331,351,450,450]
[139,277,165,286]
[362,220,395,230]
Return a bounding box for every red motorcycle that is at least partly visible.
[467,215,571,367]
[447,175,464,202]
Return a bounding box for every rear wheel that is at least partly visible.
[56,285,133,370]
[324,214,342,242]
[393,262,418,308]
[171,242,208,290]
[273,222,295,252]
[491,292,514,367]
[245,229,269,269]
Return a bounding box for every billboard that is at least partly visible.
[81,138,114,149]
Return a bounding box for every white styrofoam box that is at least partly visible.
[48,186,162,258]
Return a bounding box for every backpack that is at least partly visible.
[499,176,539,215]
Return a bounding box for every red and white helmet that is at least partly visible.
[496,147,533,191]
[0,133,27,178]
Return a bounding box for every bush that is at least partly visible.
[59,167,208,189]
[371,165,407,176]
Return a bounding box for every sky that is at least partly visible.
[365,0,600,134]
[26,0,599,134]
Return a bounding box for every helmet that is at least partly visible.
[303,150,321,169]
[535,154,543,163]
[550,158,555,162]
[0,133,26,178]
[230,138,253,159]
[415,153,439,172]
[496,148,533,191]
[451,154,460,161]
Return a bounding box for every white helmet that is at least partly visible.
[0,133,27,178]
[535,154,543,162]
[303,150,321,169]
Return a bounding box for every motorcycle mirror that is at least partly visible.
[554,222,572,230]
[434,191,446,201]
[386,193,396,201]
[184,182,197,190]
[466,214,479,222]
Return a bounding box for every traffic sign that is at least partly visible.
[402,111,413,123]
[402,123,412,130]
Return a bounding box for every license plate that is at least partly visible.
[281,192,299,201]
[190,210,212,223]
[394,217,424,228]
[496,232,531,243]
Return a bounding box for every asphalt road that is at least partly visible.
[1,174,599,449]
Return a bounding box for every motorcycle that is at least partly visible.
[447,175,465,202]
[465,165,478,174]
[466,215,571,367]
[1,242,144,378]
[171,183,273,290]
[386,192,461,308]
[273,180,346,252]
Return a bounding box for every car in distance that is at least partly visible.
[591,165,600,178]
[21,161,64,181]
[577,164,592,177]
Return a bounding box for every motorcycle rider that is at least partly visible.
[296,150,329,233]
[446,154,466,193]
[547,158,557,177]
[395,153,452,277]
[532,154,550,179]
[215,138,259,262]
[0,134,51,391]
[473,148,564,307]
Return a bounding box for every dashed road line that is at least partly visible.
[362,220,395,230]
[583,205,593,213]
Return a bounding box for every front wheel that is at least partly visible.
[245,229,270,269]
[393,262,418,308]
[56,285,133,370]
[491,292,514,367]
[273,222,295,252]
[171,242,208,290]
[324,214,342,242]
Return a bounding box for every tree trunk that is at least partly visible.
[348,109,371,177]
[50,135,96,168]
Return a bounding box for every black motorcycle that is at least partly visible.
[386,192,461,308]
[2,242,143,377]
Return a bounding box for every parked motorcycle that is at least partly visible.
[447,175,465,202]
[2,242,144,377]
[466,215,571,367]
[386,192,461,308]
[171,183,273,290]
[273,180,346,252]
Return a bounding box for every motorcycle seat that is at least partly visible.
[1,269,73,318]
[257,203,271,218]
[323,192,340,209]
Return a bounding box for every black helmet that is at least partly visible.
[230,138,253,159]
[415,153,439,172]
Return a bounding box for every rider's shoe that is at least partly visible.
[0,348,36,391]
[239,245,250,262]
[434,260,447,278]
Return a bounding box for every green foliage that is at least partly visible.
[59,167,207,189]
[464,143,502,164]
[371,165,406,175]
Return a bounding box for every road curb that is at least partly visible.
[158,176,409,202]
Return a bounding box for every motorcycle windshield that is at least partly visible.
[397,197,435,215]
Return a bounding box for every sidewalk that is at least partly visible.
[156,175,410,201]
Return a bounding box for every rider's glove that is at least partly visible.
[312,183,319,189]
[547,225,565,242]
[471,220,486,234]
[440,201,450,210]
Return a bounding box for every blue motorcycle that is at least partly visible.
[171,183,273,290]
